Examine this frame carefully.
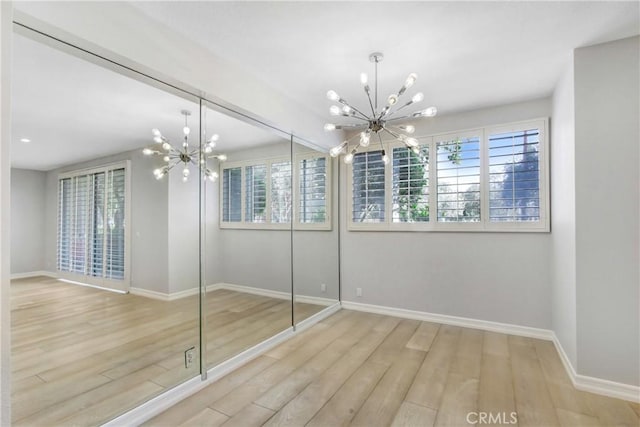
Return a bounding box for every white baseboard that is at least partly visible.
[341,300,640,403]
[208,283,338,307]
[552,333,640,403]
[129,287,199,301]
[341,300,554,340]
[10,270,57,280]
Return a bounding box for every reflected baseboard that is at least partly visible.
[208,282,337,306]
[130,282,338,307]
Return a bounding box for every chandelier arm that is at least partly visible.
[346,114,371,122]
[382,127,401,140]
[384,114,412,123]
[338,99,370,121]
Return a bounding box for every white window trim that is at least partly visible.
[219,153,332,231]
[346,118,549,232]
[57,160,131,292]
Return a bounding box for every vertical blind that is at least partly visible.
[436,136,481,222]
[57,167,126,281]
[299,157,327,223]
[488,128,540,222]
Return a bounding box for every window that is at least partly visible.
[436,135,481,223]
[222,167,242,222]
[299,156,327,223]
[220,153,331,230]
[352,151,385,223]
[245,164,266,223]
[347,118,548,232]
[392,145,429,223]
[57,162,129,289]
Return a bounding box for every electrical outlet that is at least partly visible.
[320,283,326,293]
[356,287,362,297]
[184,347,195,368]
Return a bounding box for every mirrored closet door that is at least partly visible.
[10,29,202,425]
[202,100,293,370]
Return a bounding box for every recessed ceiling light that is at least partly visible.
[20,138,31,143]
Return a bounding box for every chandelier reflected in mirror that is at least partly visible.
[326,52,437,164]
[143,110,226,182]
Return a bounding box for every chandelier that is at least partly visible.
[143,110,226,182]
[325,52,437,164]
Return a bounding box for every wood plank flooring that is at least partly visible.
[11,276,324,426]
[147,310,640,427]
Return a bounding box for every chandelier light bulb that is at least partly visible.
[342,105,352,114]
[405,73,418,88]
[153,136,163,144]
[382,151,390,165]
[330,142,347,157]
[406,137,419,148]
[204,145,213,154]
[412,146,420,155]
[329,105,341,116]
[344,153,354,164]
[211,171,219,179]
[360,131,371,147]
[412,92,424,103]
[163,155,170,162]
[183,126,191,136]
[217,154,228,161]
[324,123,336,132]
[182,176,188,183]
[388,94,398,106]
[200,158,206,164]
[209,134,219,142]
[142,148,153,155]
[423,106,438,117]
[152,128,161,137]
[360,73,368,85]
[162,142,171,151]
[183,167,190,177]
[326,90,340,102]
[403,125,416,134]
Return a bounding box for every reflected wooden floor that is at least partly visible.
[11,276,325,426]
[147,310,640,427]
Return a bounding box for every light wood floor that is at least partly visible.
[11,276,324,426]
[147,310,640,427]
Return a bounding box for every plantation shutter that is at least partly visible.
[436,136,481,222]
[245,164,267,223]
[271,161,292,223]
[222,167,242,222]
[352,150,385,223]
[299,157,327,223]
[488,128,540,222]
[392,146,429,222]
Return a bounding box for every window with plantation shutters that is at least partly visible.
[436,136,481,223]
[222,167,242,222]
[220,154,331,230]
[488,128,540,222]
[346,118,548,232]
[245,164,266,223]
[392,145,429,223]
[299,156,327,223]
[352,150,385,223]
[57,163,128,289]
[271,161,292,224]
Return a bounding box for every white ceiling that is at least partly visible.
[131,1,639,118]
[11,2,639,170]
[11,33,286,171]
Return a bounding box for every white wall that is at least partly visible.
[10,168,46,274]
[574,36,639,386]
[340,98,553,329]
[550,62,577,367]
